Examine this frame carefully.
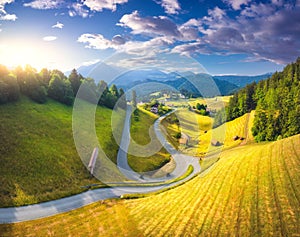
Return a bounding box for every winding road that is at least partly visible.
[0,107,201,224]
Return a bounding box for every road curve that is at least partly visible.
[0,108,201,224]
[117,106,201,182]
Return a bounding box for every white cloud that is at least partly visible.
[118,10,181,37]
[78,34,126,50]
[160,0,181,14]
[0,0,14,6]
[82,59,101,66]
[271,0,284,6]
[208,7,225,19]
[24,0,64,9]
[78,1,300,66]
[0,13,16,20]
[43,36,57,41]
[52,21,64,29]
[82,0,128,12]
[223,0,251,10]
[171,40,210,56]
[175,2,300,64]
[241,3,275,17]
[78,32,172,58]
[120,36,173,56]
[112,35,126,45]
[69,3,89,18]
[0,0,17,21]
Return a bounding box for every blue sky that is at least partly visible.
[0,0,299,75]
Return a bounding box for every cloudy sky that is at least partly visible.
[0,0,299,75]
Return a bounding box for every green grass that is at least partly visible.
[1,134,299,236]
[0,97,121,207]
[127,108,172,173]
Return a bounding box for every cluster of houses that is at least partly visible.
[150,105,158,114]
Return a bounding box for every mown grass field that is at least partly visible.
[128,108,171,173]
[1,134,299,236]
[162,108,255,157]
[164,96,231,110]
[188,96,231,109]
[0,98,120,207]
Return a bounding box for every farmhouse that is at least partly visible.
[150,106,158,114]
[179,133,190,146]
[211,139,221,146]
[233,135,239,141]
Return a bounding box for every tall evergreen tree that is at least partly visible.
[68,69,82,96]
[110,84,119,98]
[132,90,137,108]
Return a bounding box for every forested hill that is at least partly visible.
[213,73,272,88]
[0,66,124,109]
[215,57,300,142]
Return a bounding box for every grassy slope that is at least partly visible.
[128,108,171,173]
[188,96,231,110]
[0,98,120,207]
[2,134,299,236]
[162,108,255,157]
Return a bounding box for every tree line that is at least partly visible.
[214,57,300,142]
[0,65,125,109]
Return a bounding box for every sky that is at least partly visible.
[0,0,299,75]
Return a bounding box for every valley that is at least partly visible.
[1,130,299,236]
[0,1,299,236]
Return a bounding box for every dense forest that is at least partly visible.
[214,57,300,142]
[0,65,124,109]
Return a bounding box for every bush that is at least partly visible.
[175,132,181,139]
[29,85,47,104]
[0,74,20,104]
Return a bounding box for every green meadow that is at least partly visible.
[128,108,172,174]
[0,98,119,207]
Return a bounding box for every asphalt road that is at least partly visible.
[0,107,201,224]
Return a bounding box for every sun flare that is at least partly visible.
[0,42,56,71]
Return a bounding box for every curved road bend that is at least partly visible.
[117,107,201,182]
[0,108,201,224]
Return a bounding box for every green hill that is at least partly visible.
[1,132,299,236]
[0,98,120,207]
[128,108,172,174]
[223,57,300,142]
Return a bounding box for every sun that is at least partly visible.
[0,42,56,71]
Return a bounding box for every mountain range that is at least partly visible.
[69,62,272,97]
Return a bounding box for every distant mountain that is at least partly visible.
[115,72,238,98]
[106,68,238,97]
[112,69,172,87]
[213,73,272,88]
[68,62,271,97]
[66,62,123,84]
[162,73,238,97]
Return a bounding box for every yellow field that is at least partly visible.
[188,96,231,110]
[127,134,300,236]
[1,134,299,236]
[164,96,232,110]
[201,110,256,155]
[162,108,255,157]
